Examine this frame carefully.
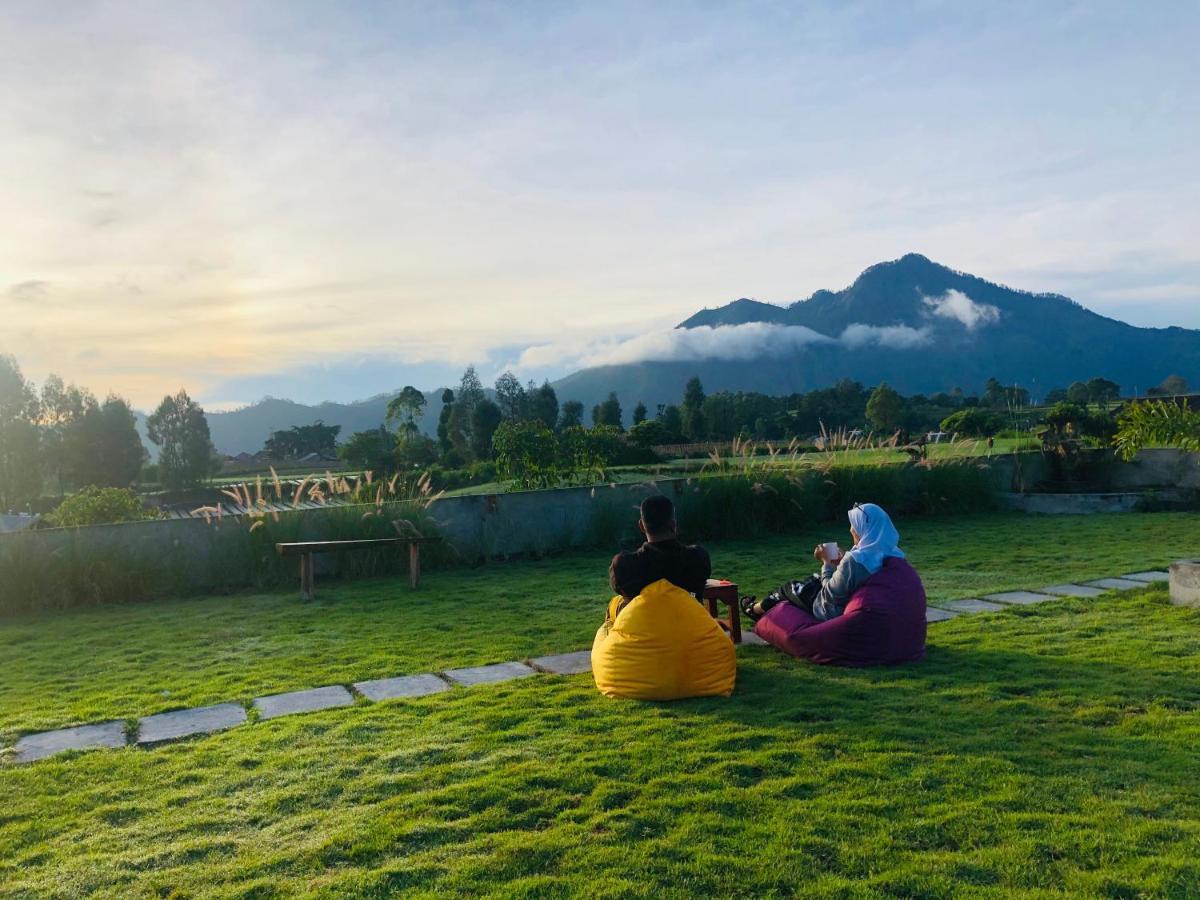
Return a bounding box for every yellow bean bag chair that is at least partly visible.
[591,578,736,700]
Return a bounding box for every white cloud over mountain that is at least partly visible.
[839,323,932,349]
[517,323,835,371]
[922,289,1001,330]
[515,316,956,373]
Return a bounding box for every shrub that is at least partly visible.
[940,408,1006,437]
[494,421,561,489]
[45,486,157,528]
[1114,400,1200,460]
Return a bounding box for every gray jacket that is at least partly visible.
[813,555,873,621]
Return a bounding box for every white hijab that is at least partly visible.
[846,503,905,574]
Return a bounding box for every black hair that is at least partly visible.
[640,494,676,536]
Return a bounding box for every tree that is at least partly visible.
[386,386,426,439]
[65,395,145,488]
[592,392,623,430]
[263,422,340,459]
[632,402,647,426]
[558,400,584,430]
[1149,374,1190,397]
[493,420,560,489]
[866,383,904,433]
[1085,377,1120,405]
[436,389,455,454]
[339,427,397,471]
[628,419,671,448]
[940,408,1005,437]
[39,374,97,494]
[493,371,527,422]
[471,399,503,460]
[1043,387,1069,405]
[528,381,559,430]
[682,377,706,439]
[1066,381,1091,404]
[983,378,1005,407]
[0,354,41,510]
[447,367,485,459]
[146,390,215,491]
[659,405,684,442]
[1042,402,1089,437]
[559,424,622,479]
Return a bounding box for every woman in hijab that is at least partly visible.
[742,502,907,622]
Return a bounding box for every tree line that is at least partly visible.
[0,355,216,510]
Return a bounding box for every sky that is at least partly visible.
[2,0,1198,410]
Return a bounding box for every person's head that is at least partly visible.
[638,494,677,541]
[847,502,894,546]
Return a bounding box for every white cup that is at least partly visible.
[822,541,840,562]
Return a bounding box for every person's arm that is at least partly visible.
[811,557,869,621]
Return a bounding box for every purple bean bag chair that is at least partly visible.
[753,557,927,666]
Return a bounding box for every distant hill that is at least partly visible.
[202,392,446,456]
[197,255,1200,451]
[553,254,1200,416]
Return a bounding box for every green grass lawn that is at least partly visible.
[2,511,1199,896]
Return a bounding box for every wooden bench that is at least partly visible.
[703,578,742,644]
[275,537,441,600]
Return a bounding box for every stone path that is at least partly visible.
[5,571,1169,764]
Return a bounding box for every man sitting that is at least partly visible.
[608,495,711,604]
[592,495,734,700]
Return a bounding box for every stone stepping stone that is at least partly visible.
[353,673,451,702]
[254,685,354,721]
[1040,584,1106,598]
[14,721,126,763]
[926,607,959,622]
[937,598,1006,613]
[1083,578,1147,591]
[982,590,1056,605]
[529,650,592,675]
[138,702,247,744]
[1122,571,1170,583]
[443,661,537,687]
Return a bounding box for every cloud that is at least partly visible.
[516,323,834,371]
[517,318,948,374]
[5,280,50,303]
[922,289,1000,330]
[839,323,932,349]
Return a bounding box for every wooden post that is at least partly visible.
[300,553,314,601]
[409,542,421,589]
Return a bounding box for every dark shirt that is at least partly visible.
[609,538,712,601]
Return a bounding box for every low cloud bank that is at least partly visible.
[514,291,1002,374]
[516,323,834,370]
[516,319,941,373]
[839,323,931,349]
[923,289,1000,329]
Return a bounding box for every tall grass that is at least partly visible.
[671,438,999,541]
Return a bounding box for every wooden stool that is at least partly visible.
[703,578,742,644]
